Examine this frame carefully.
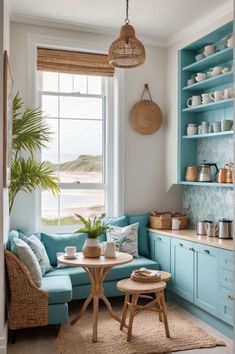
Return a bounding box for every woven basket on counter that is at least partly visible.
[149,211,189,230]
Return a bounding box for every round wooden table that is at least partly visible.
[58,252,133,342]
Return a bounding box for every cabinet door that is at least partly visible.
[171,238,194,302]
[154,234,171,272]
[194,244,219,317]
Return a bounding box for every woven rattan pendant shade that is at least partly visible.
[108,24,145,68]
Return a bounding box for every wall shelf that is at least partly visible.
[182,48,233,72]
[183,98,233,112]
[182,131,233,139]
[180,181,233,188]
[183,72,233,91]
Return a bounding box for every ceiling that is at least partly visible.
[10,0,233,43]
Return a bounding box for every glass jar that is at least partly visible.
[186,123,198,136]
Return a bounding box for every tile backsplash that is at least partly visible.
[183,186,233,227]
[183,135,233,227]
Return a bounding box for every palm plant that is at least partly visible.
[74,213,109,238]
[9,93,60,212]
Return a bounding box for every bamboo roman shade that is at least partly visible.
[37,48,114,77]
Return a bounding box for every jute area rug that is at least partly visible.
[55,303,225,354]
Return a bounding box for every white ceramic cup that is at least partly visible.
[224,88,234,99]
[65,246,76,256]
[227,36,234,48]
[104,241,116,258]
[187,95,201,107]
[195,73,207,81]
[172,218,181,230]
[211,66,223,75]
[201,93,213,104]
[210,91,224,102]
[203,44,216,57]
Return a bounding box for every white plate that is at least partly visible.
[63,253,78,259]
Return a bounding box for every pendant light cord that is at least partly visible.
[125,0,130,24]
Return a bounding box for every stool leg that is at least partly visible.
[127,294,138,342]
[159,291,170,338]
[120,293,129,330]
[155,292,163,322]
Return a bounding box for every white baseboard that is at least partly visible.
[0,323,7,354]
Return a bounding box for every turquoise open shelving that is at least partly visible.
[182,131,233,139]
[183,98,233,112]
[178,21,233,189]
[183,72,233,91]
[182,47,233,72]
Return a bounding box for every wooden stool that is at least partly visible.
[117,278,170,342]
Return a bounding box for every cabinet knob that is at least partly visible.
[179,243,183,247]
[227,295,234,301]
[189,247,194,252]
[157,237,162,241]
[204,249,210,254]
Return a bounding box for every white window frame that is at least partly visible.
[27,33,124,233]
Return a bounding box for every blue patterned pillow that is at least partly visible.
[107,223,139,257]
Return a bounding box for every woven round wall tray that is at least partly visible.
[130,84,163,135]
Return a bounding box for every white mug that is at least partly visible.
[224,88,234,99]
[203,44,216,57]
[210,91,224,102]
[227,36,234,48]
[201,93,213,104]
[187,95,201,107]
[195,73,207,82]
[211,66,223,75]
[65,246,76,256]
[104,241,116,258]
[172,218,181,230]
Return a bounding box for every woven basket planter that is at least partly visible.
[149,212,189,230]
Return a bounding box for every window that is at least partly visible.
[38,71,108,226]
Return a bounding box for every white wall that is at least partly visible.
[10,21,183,230]
[0,0,10,352]
[165,12,233,189]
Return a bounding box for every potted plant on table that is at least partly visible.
[74,213,109,258]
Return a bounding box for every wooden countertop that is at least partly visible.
[148,228,234,251]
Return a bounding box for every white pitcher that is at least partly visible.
[104,241,116,258]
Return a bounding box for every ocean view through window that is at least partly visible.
[38,71,107,226]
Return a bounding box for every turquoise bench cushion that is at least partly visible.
[48,303,68,324]
[44,257,158,287]
[41,275,72,304]
[128,213,149,257]
[103,215,128,227]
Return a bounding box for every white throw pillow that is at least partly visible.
[106,223,139,257]
[14,237,42,287]
[28,235,52,275]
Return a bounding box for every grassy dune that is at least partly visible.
[46,155,102,172]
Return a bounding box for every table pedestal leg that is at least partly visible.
[71,266,122,342]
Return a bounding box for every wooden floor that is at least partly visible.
[7,298,233,354]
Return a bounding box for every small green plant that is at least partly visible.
[74,213,109,238]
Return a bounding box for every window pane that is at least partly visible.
[60,189,105,222]
[41,119,59,176]
[59,73,73,92]
[42,95,58,117]
[42,72,58,92]
[41,191,59,226]
[74,75,87,94]
[88,76,102,94]
[60,97,102,119]
[60,119,103,183]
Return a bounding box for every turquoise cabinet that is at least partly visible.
[153,234,171,272]
[194,244,219,316]
[171,238,194,302]
[219,249,233,325]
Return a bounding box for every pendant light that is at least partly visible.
[108,0,146,68]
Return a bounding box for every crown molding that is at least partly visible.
[10,13,166,47]
[166,1,233,47]
[11,1,233,50]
